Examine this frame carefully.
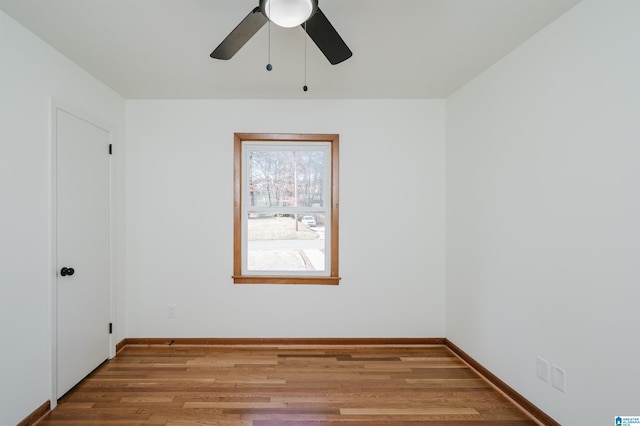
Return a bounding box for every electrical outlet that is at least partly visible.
[536,356,550,382]
[167,304,176,318]
[551,364,566,392]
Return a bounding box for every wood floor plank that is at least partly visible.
[184,402,288,409]
[253,422,538,426]
[166,421,252,426]
[38,344,543,426]
[340,407,480,415]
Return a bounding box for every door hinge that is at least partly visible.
[109,144,112,155]
[109,323,113,334]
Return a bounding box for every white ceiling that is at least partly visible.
[0,0,581,99]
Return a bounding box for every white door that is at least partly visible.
[56,108,111,398]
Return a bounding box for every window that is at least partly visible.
[233,133,340,285]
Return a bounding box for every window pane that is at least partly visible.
[249,150,325,208]
[247,214,325,272]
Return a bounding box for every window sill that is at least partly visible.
[233,276,341,285]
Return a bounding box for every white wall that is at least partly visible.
[0,10,125,425]
[446,1,640,424]
[125,99,446,338]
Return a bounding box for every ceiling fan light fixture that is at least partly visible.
[260,0,317,28]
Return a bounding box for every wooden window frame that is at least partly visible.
[233,132,340,285]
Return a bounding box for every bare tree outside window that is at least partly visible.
[249,150,325,208]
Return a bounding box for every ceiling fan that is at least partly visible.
[210,0,352,65]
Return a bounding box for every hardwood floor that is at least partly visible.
[39,344,542,425]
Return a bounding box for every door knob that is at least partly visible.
[60,267,75,276]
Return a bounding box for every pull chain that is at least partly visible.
[303,21,308,91]
[266,1,273,71]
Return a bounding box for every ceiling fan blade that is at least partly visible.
[211,6,268,60]
[303,8,352,65]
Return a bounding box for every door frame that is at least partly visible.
[49,98,116,408]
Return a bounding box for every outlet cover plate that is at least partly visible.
[551,364,566,392]
[536,356,550,382]
[168,304,176,318]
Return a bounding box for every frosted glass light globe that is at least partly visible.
[261,0,317,28]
